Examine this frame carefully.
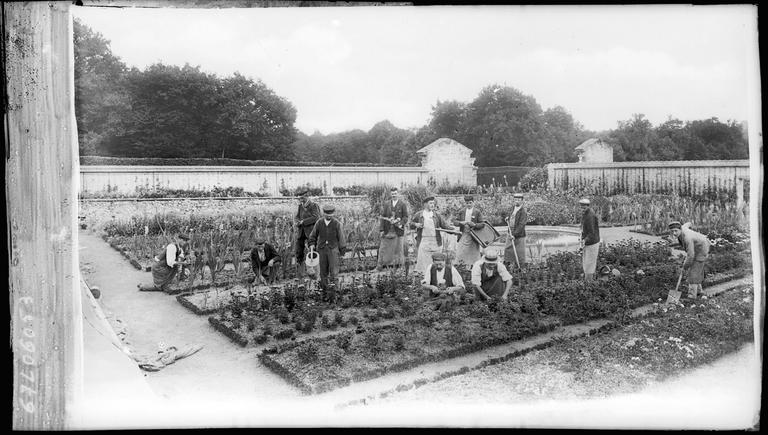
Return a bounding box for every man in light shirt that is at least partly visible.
[138,233,190,292]
[421,252,466,309]
[470,250,513,302]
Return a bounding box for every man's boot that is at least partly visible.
[296,261,305,279]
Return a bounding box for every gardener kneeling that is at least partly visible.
[138,234,190,292]
[251,238,282,285]
[469,250,513,302]
[421,252,466,310]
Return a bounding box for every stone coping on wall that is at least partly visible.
[80,165,429,173]
[546,159,749,169]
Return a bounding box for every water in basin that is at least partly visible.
[489,226,581,262]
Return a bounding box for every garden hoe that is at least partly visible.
[666,253,687,304]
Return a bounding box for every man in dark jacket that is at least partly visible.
[453,195,484,266]
[579,198,600,281]
[309,204,346,299]
[504,192,528,270]
[378,186,409,269]
[295,189,320,278]
[250,238,282,285]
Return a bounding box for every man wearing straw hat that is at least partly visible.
[378,186,409,270]
[504,192,528,270]
[421,252,466,309]
[469,250,513,302]
[295,188,321,278]
[250,237,282,285]
[309,204,346,300]
[668,221,710,299]
[452,195,485,266]
[410,195,455,273]
[579,198,600,281]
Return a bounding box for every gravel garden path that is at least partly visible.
[78,228,758,428]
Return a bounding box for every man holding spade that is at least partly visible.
[504,192,528,270]
[668,221,710,299]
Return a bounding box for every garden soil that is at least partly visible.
[78,229,759,428]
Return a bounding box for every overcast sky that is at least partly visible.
[72,4,758,136]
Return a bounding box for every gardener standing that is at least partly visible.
[410,196,455,274]
[138,234,190,292]
[295,188,321,278]
[250,238,282,285]
[377,186,409,270]
[668,221,711,299]
[308,204,346,300]
[452,195,484,266]
[469,250,513,302]
[579,198,600,281]
[504,192,528,270]
[421,252,466,309]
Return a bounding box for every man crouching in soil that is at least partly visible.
[469,250,513,302]
[668,221,711,299]
[421,252,467,310]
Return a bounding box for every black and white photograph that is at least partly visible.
[6,1,763,430]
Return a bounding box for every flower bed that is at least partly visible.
[259,309,559,395]
[203,272,424,346]
[257,255,751,395]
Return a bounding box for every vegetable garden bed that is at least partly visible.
[255,257,750,395]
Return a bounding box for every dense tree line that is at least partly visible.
[75,19,748,166]
[75,19,297,160]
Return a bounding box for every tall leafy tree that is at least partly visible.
[428,100,466,140]
[540,106,584,164]
[73,17,130,155]
[605,114,657,162]
[460,85,546,166]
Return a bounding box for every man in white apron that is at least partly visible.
[410,196,454,273]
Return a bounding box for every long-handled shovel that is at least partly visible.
[510,236,522,271]
[666,254,687,304]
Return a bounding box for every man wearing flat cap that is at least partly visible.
[250,237,282,285]
[295,188,320,278]
[469,250,513,302]
[668,221,710,299]
[421,251,466,309]
[309,204,346,300]
[504,192,528,270]
[410,195,456,273]
[452,195,485,266]
[378,186,409,270]
[579,198,600,281]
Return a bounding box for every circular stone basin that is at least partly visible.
[488,226,581,261]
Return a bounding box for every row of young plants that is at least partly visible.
[250,236,752,394]
[340,282,755,408]
[203,238,751,346]
[254,261,714,395]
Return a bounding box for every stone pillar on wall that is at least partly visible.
[417,138,477,185]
